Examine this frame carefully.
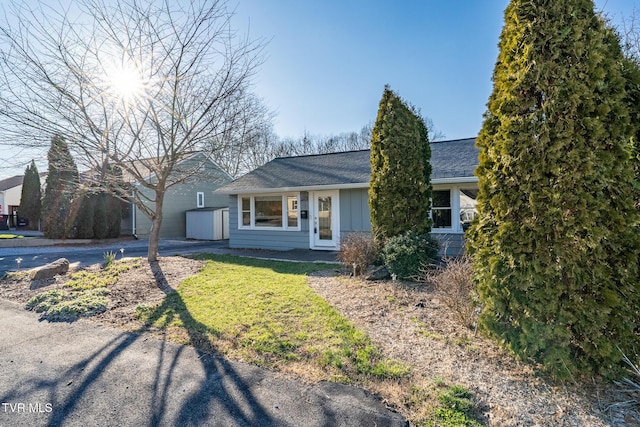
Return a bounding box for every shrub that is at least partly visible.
[424,256,478,329]
[103,251,117,267]
[382,231,438,281]
[338,232,378,276]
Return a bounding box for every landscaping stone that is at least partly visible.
[366,265,390,281]
[29,258,70,280]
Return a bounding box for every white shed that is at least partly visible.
[186,207,229,240]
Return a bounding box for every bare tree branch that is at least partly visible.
[0,0,266,260]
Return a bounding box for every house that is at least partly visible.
[124,153,234,239]
[0,175,24,228]
[215,137,479,255]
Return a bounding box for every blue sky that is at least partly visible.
[0,0,637,178]
[232,0,638,141]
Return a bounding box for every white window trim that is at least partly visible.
[238,193,301,231]
[431,187,466,234]
[197,192,205,208]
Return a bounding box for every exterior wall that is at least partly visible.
[134,157,232,238]
[339,188,371,233]
[228,194,310,250]
[0,185,22,214]
[433,233,467,258]
[5,185,22,210]
[227,184,476,254]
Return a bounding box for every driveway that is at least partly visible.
[0,239,338,276]
[0,299,405,426]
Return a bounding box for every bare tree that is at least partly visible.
[0,0,264,261]
[209,89,277,177]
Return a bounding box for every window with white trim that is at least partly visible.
[432,190,452,228]
[239,194,300,230]
[197,192,205,208]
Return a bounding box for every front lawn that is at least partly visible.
[136,254,409,383]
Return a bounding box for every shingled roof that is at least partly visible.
[0,175,24,192]
[216,138,479,194]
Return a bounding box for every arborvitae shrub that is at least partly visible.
[382,231,439,281]
[369,86,432,247]
[468,0,640,378]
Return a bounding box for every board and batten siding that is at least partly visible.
[339,188,371,245]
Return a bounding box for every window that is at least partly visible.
[459,189,478,231]
[287,196,298,228]
[239,194,300,230]
[255,195,282,227]
[432,190,452,228]
[241,197,251,226]
[197,192,205,208]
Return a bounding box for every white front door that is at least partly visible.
[310,191,339,250]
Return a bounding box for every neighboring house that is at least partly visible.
[126,153,234,239]
[215,137,480,255]
[0,175,24,227]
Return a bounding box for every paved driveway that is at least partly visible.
[0,239,339,277]
[0,299,405,427]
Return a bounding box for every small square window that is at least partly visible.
[197,192,205,208]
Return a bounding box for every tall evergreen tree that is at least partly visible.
[42,134,79,238]
[17,160,41,230]
[369,86,432,244]
[468,0,640,378]
[621,55,640,209]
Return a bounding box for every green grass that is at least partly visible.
[404,383,484,426]
[136,254,409,382]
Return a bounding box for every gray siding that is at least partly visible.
[228,195,310,250]
[432,233,467,257]
[134,157,232,238]
[339,188,371,232]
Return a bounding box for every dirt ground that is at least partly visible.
[1,256,638,426]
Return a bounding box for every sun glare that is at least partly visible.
[107,65,144,102]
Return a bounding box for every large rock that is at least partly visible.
[366,265,391,281]
[30,258,70,281]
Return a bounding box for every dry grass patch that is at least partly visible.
[307,270,636,426]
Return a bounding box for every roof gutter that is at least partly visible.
[216,176,478,195]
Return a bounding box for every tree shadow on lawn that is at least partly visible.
[0,260,280,427]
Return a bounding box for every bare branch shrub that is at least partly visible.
[423,255,478,329]
[338,232,378,276]
[609,349,640,416]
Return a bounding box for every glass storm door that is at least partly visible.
[312,191,338,248]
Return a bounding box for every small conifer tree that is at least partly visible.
[369,86,432,244]
[17,160,41,229]
[468,0,640,378]
[42,135,79,238]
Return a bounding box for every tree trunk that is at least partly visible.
[147,191,164,262]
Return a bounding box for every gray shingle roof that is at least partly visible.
[0,175,24,192]
[216,138,478,193]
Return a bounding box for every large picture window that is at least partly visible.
[255,196,282,227]
[239,194,300,230]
